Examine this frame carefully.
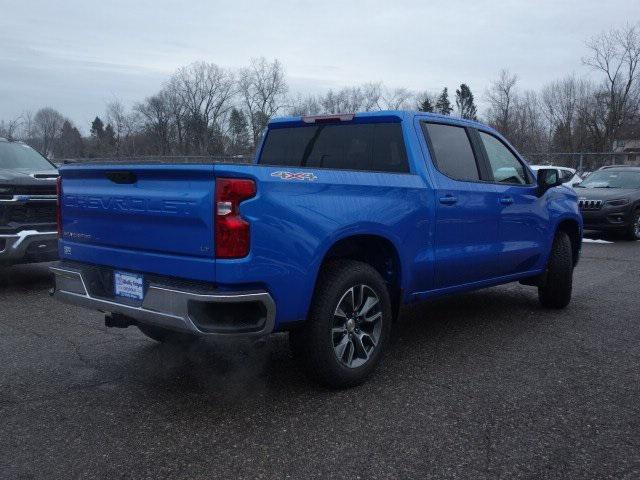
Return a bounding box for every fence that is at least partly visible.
[522,152,640,174]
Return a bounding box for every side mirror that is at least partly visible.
[537,168,563,196]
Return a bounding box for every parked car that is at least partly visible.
[529,165,582,187]
[0,138,59,265]
[574,166,640,240]
[50,111,582,387]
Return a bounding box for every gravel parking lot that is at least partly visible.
[1,236,639,479]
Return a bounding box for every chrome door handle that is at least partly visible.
[499,196,514,205]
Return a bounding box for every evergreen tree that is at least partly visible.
[104,124,116,155]
[435,88,453,115]
[228,108,250,154]
[251,111,270,139]
[57,120,84,158]
[455,84,478,120]
[88,116,106,156]
[90,116,104,138]
[71,127,84,156]
[418,96,434,113]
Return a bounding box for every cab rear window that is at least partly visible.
[259,123,409,173]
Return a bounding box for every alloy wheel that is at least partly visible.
[332,284,383,368]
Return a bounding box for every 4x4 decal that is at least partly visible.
[271,171,317,181]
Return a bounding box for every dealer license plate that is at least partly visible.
[114,271,144,300]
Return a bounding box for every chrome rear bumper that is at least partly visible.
[0,230,58,264]
[50,263,276,337]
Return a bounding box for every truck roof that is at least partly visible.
[269,110,492,132]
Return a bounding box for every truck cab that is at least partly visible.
[51,111,582,387]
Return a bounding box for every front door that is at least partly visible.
[476,130,546,276]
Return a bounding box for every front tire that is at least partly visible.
[290,260,392,388]
[626,209,640,240]
[538,231,573,309]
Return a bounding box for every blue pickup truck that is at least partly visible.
[51,111,582,387]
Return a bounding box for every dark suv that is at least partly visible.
[0,138,59,265]
[575,166,640,240]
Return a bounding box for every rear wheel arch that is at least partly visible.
[315,234,403,319]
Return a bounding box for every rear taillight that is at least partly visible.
[56,176,62,238]
[215,178,256,258]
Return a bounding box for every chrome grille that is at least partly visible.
[578,199,603,210]
[13,185,57,196]
[2,203,56,225]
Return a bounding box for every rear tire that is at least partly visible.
[290,260,392,388]
[538,231,573,309]
[137,324,198,345]
[626,209,640,240]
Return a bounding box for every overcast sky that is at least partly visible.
[1,0,637,132]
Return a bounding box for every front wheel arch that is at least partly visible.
[555,219,581,266]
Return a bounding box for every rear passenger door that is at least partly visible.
[420,121,502,289]
[475,130,546,276]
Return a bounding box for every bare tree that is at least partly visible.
[485,70,519,137]
[33,107,64,157]
[582,23,640,150]
[288,82,385,117]
[541,75,593,151]
[135,92,172,154]
[382,87,414,110]
[106,100,127,156]
[164,79,188,153]
[361,82,384,111]
[319,88,359,113]
[21,111,36,141]
[0,115,22,139]
[239,57,288,146]
[485,72,549,152]
[288,94,322,116]
[511,90,548,153]
[171,61,236,154]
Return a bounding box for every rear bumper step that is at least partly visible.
[0,230,58,264]
[50,263,276,337]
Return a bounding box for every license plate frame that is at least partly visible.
[114,271,144,301]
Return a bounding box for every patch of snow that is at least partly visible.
[582,238,613,244]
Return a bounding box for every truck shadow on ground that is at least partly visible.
[0,263,53,291]
[116,283,553,405]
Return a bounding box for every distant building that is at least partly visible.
[612,139,640,165]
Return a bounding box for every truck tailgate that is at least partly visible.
[60,164,215,259]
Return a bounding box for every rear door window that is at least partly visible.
[259,123,409,173]
[421,122,480,181]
